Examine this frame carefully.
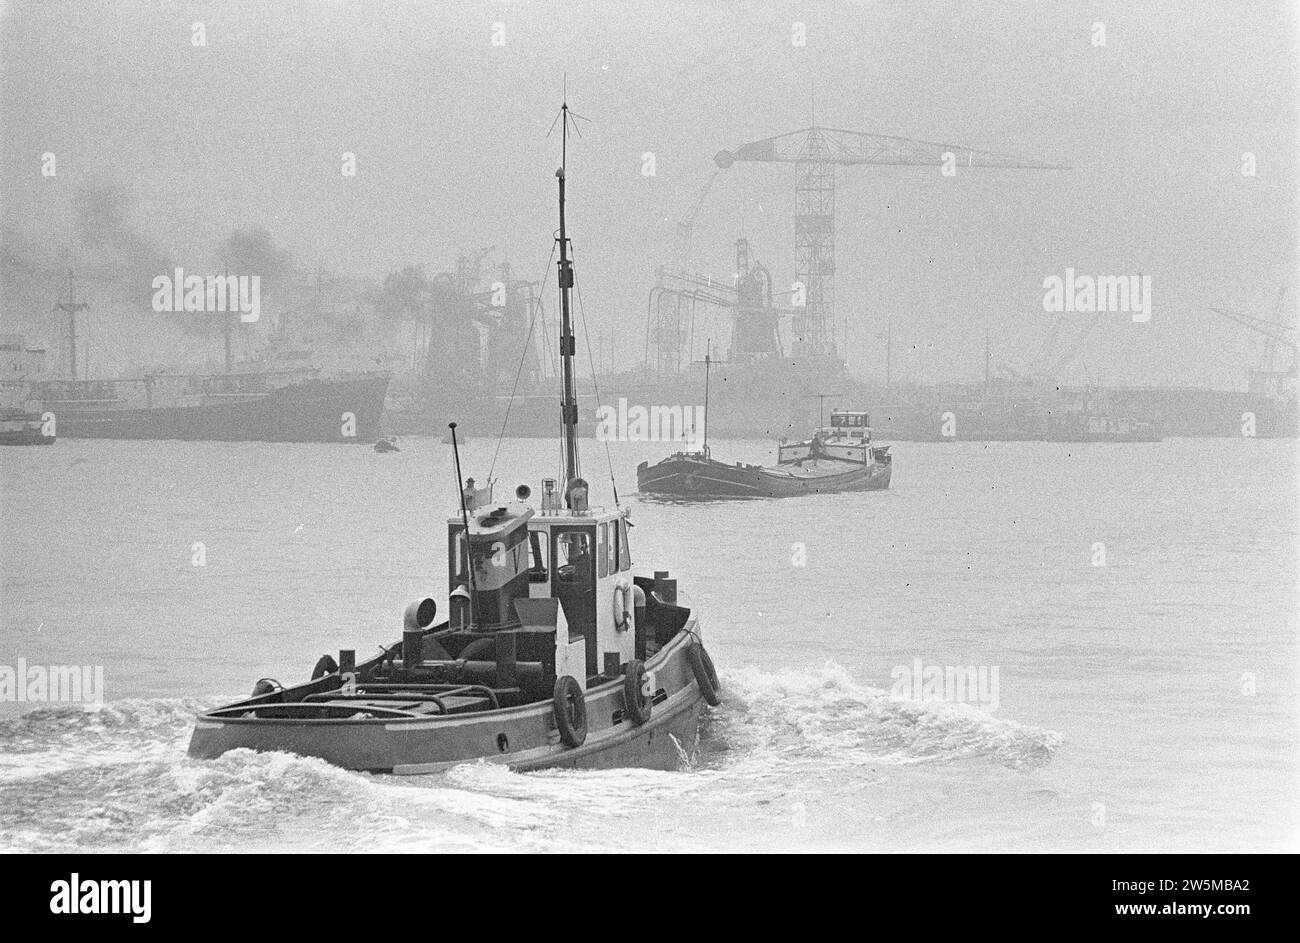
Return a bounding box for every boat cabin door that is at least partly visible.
[551,525,597,678]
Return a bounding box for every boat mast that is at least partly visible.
[692,340,720,458]
[556,101,581,497]
[702,344,711,458]
[810,391,840,428]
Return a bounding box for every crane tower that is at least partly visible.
[714,126,1068,361]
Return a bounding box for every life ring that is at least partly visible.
[623,659,652,725]
[612,579,633,631]
[553,676,587,748]
[311,655,338,680]
[686,643,721,706]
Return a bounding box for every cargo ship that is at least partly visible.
[3,311,390,443]
[25,369,389,443]
[870,392,1161,443]
[869,381,1299,441]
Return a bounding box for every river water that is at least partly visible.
[1,435,1295,852]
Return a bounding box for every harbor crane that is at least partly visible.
[672,171,719,273]
[1209,287,1297,400]
[1209,287,1296,374]
[713,126,1068,361]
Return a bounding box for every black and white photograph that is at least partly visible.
[0,0,1295,885]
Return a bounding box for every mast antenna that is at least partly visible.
[809,391,842,428]
[550,89,589,505]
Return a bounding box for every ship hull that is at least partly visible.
[872,394,1292,440]
[0,430,55,446]
[189,627,708,774]
[637,454,892,498]
[37,373,389,443]
[0,409,54,446]
[609,362,1297,439]
[871,404,1164,442]
[1043,428,1161,443]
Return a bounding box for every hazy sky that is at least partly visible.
[2,0,1296,388]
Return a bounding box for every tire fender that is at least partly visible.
[623,658,652,725]
[686,643,721,707]
[553,675,588,748]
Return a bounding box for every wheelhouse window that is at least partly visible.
[554,530,594,585]
[619,518,632,571]
[448,525,468,583]
[528,529,549,583]
[597,523,609,579]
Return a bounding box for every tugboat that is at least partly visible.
[638,407,892,498]
[189,101,721,773]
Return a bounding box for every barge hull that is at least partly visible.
[638,456,891,498]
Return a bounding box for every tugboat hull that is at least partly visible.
[189,627,709,774]
[637,454,891,498]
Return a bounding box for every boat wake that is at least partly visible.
[0,697,706,853]
[704,663,1063,774]
[0,664,1062,852]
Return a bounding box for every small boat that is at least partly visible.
[639,408,892,498]
[373,435,400,452]
[0,407,55,446]
[189,100,720,773]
